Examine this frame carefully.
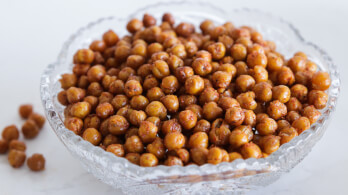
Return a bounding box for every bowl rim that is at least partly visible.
[40,0,341,178]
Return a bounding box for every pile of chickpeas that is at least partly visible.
[58,13,331,167]
[0,104,46,171]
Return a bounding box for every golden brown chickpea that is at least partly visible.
[82,128,102,146]
[89,40,106,53]
[60,73,77,90]
[151,51,169,62]
[99,118,110,137]
[102,134,120,147]
[115,45,131,61]
[102,75,117,91]
[200,20,215,35]
[225,107,245,126]
[58,91,69,106]
[151,60,170,79]
[234,61,248,76]
[256,117,278,135]
[292,117,310,134]
[128,110,146,127]
[178,95,197,109]
[131,43,147,57]
[143,13,156,27]
[288,56,306,73]
[229,152,243,162]
[229,130,248,149]
[175,66,194,83]
[267,100,287,120]
[110,95,128,112]
[210,26,227,41]
[209,119,231,146]
[286,111,301,124]
[230,43,247,61]
[167,54,183,71]
[160,76,179,94]
[199,87,219,105]
[294,51,307,59]
[175,22,195,37]
[123,80,142,98]
[83,115,100,130]
[165,156,184,166]
[218,64,237,77]
[146,87,164,102]
[286,97,303,112]
[193,119,211,133]
[253,82,272,102]
[137,64,153,79]
[290,84,308,103]
[147,43,163,57]
[162,13,175,26]
[236,92,257,110]
[74,49,95,64]
[0,139,8,154]
[178,110,197,130]
[207,147,223,165]
[308,90,328,109]
[189,132,209,149]
[118,67,135,82]
[191,58,212,76]
[70,102,91,119]
[256,113,269,124]
[103,30,119,46]
[95,102,114,119]
[207,42,226,60]
[190,147,208,165]
[8,150,26,168]
[278,127,298,145]
[272,85,291,103]
[236,75,255,92]
[128,95,148,111]
[185,104,203,120]
[146,137,165,159]
[267,53,283,72]
[243,110,256,127]
[231,28,251,40]
[64,117,83,135]
[2,125,19,142]
[277,66,295,86]
[250,65,268,84]
[145,101,167,120]
[137,121,158,144]
[259,135,280,154]
[125,55,145,70]
[18,104,33,119]
[164,132,185,150]
[125,135,144,153]
[126,19,143,33]
[277,120,291,131]
[212,71,232,88]
[94,52,105,65]
[22,119,39,139]
[203,102,223,121]
[305,61,318,74]
[140,153,158,167]
[302,105,321,124]
[87,82,103,97]
[9,140,26,152]
[86,65,106,83]
[169,43,187,59]
[295,71,312,86]
[108,80,125,95]
[108,115,129,135]
[185,75,204,95]
[185,41,198,57]
[106,144,125,157]
[218,35,234,51]
[218,96,240,110]
[125,153,141,165]
[246,51,267,69]
[241,142,262,159]
[66,87,86,104]
[161,95,179,113]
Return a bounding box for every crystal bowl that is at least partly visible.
[40,1,340,194]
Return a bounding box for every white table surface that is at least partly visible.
[0,0,347,194]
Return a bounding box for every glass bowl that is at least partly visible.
[40,1,340,194]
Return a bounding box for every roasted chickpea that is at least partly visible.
[277,66,295,86]
[162,13,175,26]
[291,84,308,102]
[22,120,39,139]
[87,82,103,97]
[147,137,165,159]
[253,82,272,102]
[185,104,202,120]
[286,111,300,124]
[292,117,310,134]
[277,120,291,131]
[178,110,197,130]
[86,65,106,83]
[127,19,143,33]
[60,73,77,90]
[247,51,267,69]
[178,95,197,109]
[74,49,95,64]
[82,128,102,146]
[200,20,215,35]
[70,102,91,119]
[185,75,204,95]
[224,107,245,126]
[207,42,226,60]
[161,95,179,113]
[305,61,318,74]
[124,80,143,98]
[128,110,146,127]
[2,125,19,142]
[229,152,243,162]
[102,134,120,147]
[175,66,194,83]
[164,156,183,166]
[288,56,306,73]
[207,147,224,165]
[138,121,158,143]
[89,40,106,53]
[193,119,211,133]
[103,30,119,46]
[218,96,240,110]
[95,102,114,119]
[278,127,298,145]
[203,102,223,121]
[236,92,257,110]
[164,132,185,150]
[302,105,321,124]
[161,76,179,94]
[250,65,268,84]
[190,147,208,165]
[241,142,262,159]
[189,132,209,149]
[267,100,287,120]
[259,135,280,154]
[199,87,219,105]
[267,53,283,72]
[8,140,26,152]
[175,22,195,37]
[235,61,249,76]
[0,139,8,154]
[146,87,164,102]
[108,115,129,135]
[108,80,125,95]
[145,101,167,120]
[110,95,128,112]
[125,135,144,153]
[151,60,170,79]
[295,71,312,86]
[229,130,248,149]
[64,117,83,135]
[8,150,26,168]
[256,117,278,135]
[308,90,328,109]
[243,110,256,127]
[18,104,33,119]
[105,144,124,157]
[140,153,158,167]
[191,58,212,76]
[77,75,89,89]
[212,71,232,88]
[209,119,230,146]
[231,43,247,61]
[272,85,291,103]
[125,153,140,165]
[236,75,255,92]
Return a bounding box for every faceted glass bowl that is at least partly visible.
[40,1,340,194]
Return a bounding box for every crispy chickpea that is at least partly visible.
[103,30,119,46]
[125,135,144,153]
[218,96,240,110]
[22,120,39,139]
[64,117,83,135]
[207,42,226,60]
[99,118,110,137]
[185,75,204,95]
[0,139,8,154]
[118,67,136,82]
[108,115,129,135]
[87,65,106,82]
[162,13,175,26]
[87,82,103,97]
[190,147,208,165]
[140,153,158,167]
[175,22,195,37]
[165,156,183,166]
[292,117,311,134]
[295,71,312,86]
[147,43,164,57]
[207,147,223,165]
[115,45,131,61]
[126,55,145,69]
[186,104,203,120]
[288,56,306,73]
[229,130,248,149]
[94,51,105,64]
[111,95,128,111]
[19,104,33,119]
[2,125,19,142]
[77,74,89,89]
[236,75,255,92]
[193,119,211,133]
[253,82,272,102]
[82,128,102,146]
[60,73,77,90]
[200,20,215,34]
[256,117,277,135]
[218,64,237,77]
[199,87,219,105]
[302,105,321,124]
[267,100,287,120]
[70,102,91,119]
[241,142,262,159]
[9,140,26,152]
[259,135,280,154]
[146,87,164,102]
[145,101,167,120]
[256,113,269,124]
[235,61,249,76]
[164,132,185,150]
[138,121,158,143]
[286,97,302,112]
[236,92,257,110]
[179,95,197,109]
[203,102,223,121]
[308,90,328,109]
[147,137,165,159]
[278,127,298,145]
[178,110,197,130]
[277,66,295,86]
[218,35,234,51]
[291,84,308,102]
[277,120,291,131]
[247,51,267,69]
[58,91,69,106]
[143,13,156,27]
[74,49,95,64]
[124,80,143,98]
[229,152,243,162]
[137,64,152,79]
[8,150,26,168]
[192,58,212,76]
[102,75,117,91]
[185,41,198,57]
[306,61,318,74]
[102,134,120,147]
[167,55,184,72]
[272,85,291,103]
[209,119,230,146]
[126,153,141,165]
[127,19,143,33]
[244,110,256,127]
[286,111,300,124]
[250,65,268,84]
[175,66,194,83]
[267,53,283,72]
[89,40,106,52]
[212,71,232,88]
[160,95,179,113]
[109,80,125,95]
[188,132,208,149]
[231,43,247,61]
[225,107,245,126]
[131,43,147,57]
[128,110,146,127]
[161,76,179,94]
[95,102,114,119]
[152,60,170,79]
[129,95,148,111]
[169,43,187,59]
[106,144,125,157]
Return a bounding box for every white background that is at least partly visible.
[0,0,347,194]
